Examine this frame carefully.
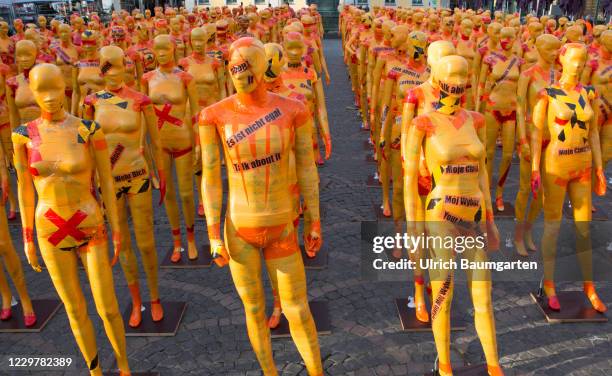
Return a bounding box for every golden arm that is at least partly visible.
[515,73,531,160]
[402,118,424,227]
[70,66,79,115]
[313,76,331,159]
[530,95,548,195]
[476,118,500,250]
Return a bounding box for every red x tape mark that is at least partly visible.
[44,209,88,246]
[154,103,182,130]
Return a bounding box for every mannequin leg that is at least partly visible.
[196,172,204,217]
[514,151,532,256]
[174,152,197,260]
[0,261,11,312]
[160,152,183,259]
[80,239,129,374]
[0,244,34,315]
[484,110,501,191]
[494,117,516,210]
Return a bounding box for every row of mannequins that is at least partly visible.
[0,5,333,376]
[341,5,609,376]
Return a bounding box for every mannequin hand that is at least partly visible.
[157,169,167,206]
[23,229,41,272]
[210,239,229,267]
[594,168,606,196]
[324,135,332,160]
[111,232,121,266]
[304,219,322,257]
[194,145,202,169]
[325,73,331,86]
[485,219,500,252]
[530,171,541,199]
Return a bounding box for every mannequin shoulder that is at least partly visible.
[465,110,486,129]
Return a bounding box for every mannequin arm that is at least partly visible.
[217,66,227,100]
[6,84,19,129]
[317,38,330,84]
[314,78,331,159]
[198,114,222,242]
[403,119,425,224]
[71,66,79,115]
[476,115,499,250]
[366,48,376,101]
[378,78,395,147]
[476,61,490,113]
[589,100,603,171]
[370,59,385,117]
[515,73,531,160]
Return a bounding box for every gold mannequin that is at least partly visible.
[7,40,40,129]
[403,55,503,376]
[0,63,17,216]
[169,17,188,61]
[282,32,331,165]
[530,43,607,313]
[514,34,561,257]
[588,25,608,59]
[179,27,227,217]
[199,37,323,376]
[109,26,143,90]
[142,35,199,262]
[477,27,522,211]
[0,134,35,326]
[302,15,331,86]
[371,24,409,217]
[454,19,477,110]
[473,22,502,92]
[12,64,129,375]
[0,22,14,69]
[522,22,544,70]
[54,24,79,111]
[72,30,104,116]
[379,31,429,222]
[84,46,165,328]
[401,41,456,323]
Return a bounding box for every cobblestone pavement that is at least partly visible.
[2,38,612,376]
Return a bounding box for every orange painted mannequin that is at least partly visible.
[282,32,331,165]
[71,16,85,46]
[11,19,25,43]
[426,14,441,42]
[142,35,199,262]
[522,22,544,71]
[454,19,477,110]
[403,55,503,376]
[7,41,41,137]
[302,15,331,86]
[53,24,79,111]
[169,17,189,61]
[379,31,429,222]
[0,63,17,218]
[355,13,376,129]
[109,26,143,90]
[530,43,607,313]
[258,9,274,43]
[562,25,584,44]
[440,17,454,42]
[0,22,15,70]
[0,135,36,326]
[474,21,502,90]
[477,27,522,211]
[401,41,457,323]
[371,25,410,217]
[83,46,165,328]
[588,25,608,59]
[344,10,365,109]
[198,37,323,376]
[581,30,611,172]
[179,27,227,217]
[514,34,561,257]
[128,23,156,74]
[367,19,395,165]
[72,30,104,116]
[12,64,129,376]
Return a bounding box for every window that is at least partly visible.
[384,0,396,5]
[356,0,368,5]
[198,0,210,5]
[226,0,237,4]
[255,0,266,4]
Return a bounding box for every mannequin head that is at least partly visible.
[361,13,373,29]
[0,22,8,37]
[100,45,125,90]
[14,19,24,33]
[528,22,543,40]
[153,34,176,67]
[600,30,612,54]
[204,23,216,45]
[441,16,453,34]
[29,64,65,115]
[247,13,258,28]
[546,19,556,33]
[558,17,568,29]
[136,23,149,42]
[58,23,71,43]
[434,55,468,102]
[228,37,266,94]
[302,14,317,34]
[38,15,47,29]
[170,17,181,33]
[593,25,607,44]
[110,26,127,45]
[487,22,502,44]
[407,31,427,60]
[23,28,41,49]
[190,27,206,55]
[535,34,561,65]
[472,15,483,29]
[283,32,305,65]
[263,43,285,83]
[81,30,98,55]
[71,16,84,31]
[460,19,473,37]
[428,15,439,32]
[390,25,409,49]
[216,20,229,40]
[499,27,516,51]
[382,20,396,42]
[413,12,424,26]
[559,43,587,78]
[426,40,456,80]
[564,25,583,43]
[15,40,37,73]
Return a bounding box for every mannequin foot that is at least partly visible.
[187,241,198,260]
[0,308,11,321]
[487,364,504,376]
[128,284,142,328]
[24,312,37,327]
[268,308,282,329]
[118,371,131,376]
[543,280,560,311]
[151,299,164,322]
[382,202,391,217]
[524,224,537,252]
[584,282,607,313]
[170,247,182,263]
[7,210,16,220]
[415,301,429,323]
[437,362,452,376]
[361,121,370,130]
[514,223,529,257]
[414,278,429,322]
[316,156,324,166]
[197,203,204,217]
[495,197,504,212]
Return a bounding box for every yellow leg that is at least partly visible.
[0,207,33,314]
[40,243,102,375]
[224,222,277,375]
[494,119,515,205]
[266,252,322,376]
[161,152,183,254]
[117,195,138,286]
[484,110,501,188]
[380,122,392,216]
[79,239,129,374]
[174,152,197,259]
[128,188,160,302]
[391,149,404,222]
[0,127,16,214]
